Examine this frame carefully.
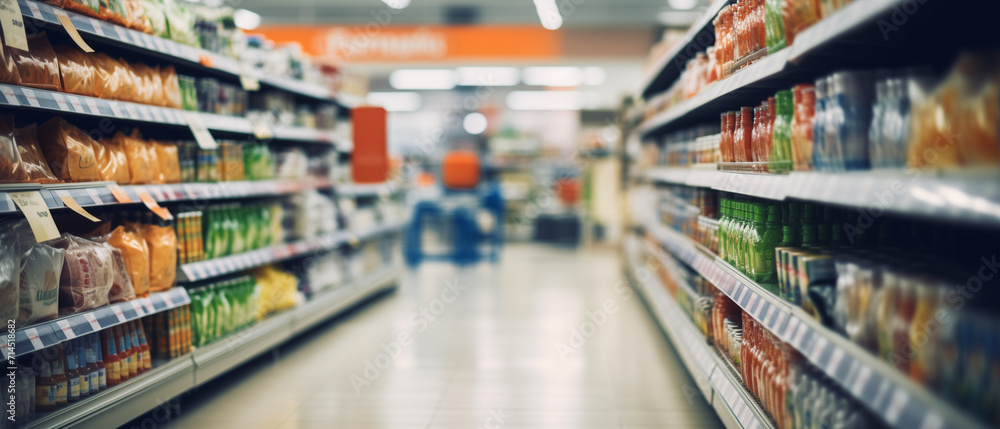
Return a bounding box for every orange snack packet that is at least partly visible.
[153,141,180,184]
[95,133,131,184]
[143,220,176,293]
[55,45,98,97]
[10,32,62,92]
[106,225,150,298]
[122,129,154,184]
[14,124,60,184]
[38,117,101,182]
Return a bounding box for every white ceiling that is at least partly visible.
[229,0,709,28]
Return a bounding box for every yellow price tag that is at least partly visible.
[53,9,94,53]
[9,191,60,242]
[55,190,100,222]
[0,0,28,52]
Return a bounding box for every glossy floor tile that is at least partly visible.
[164,244,724,429]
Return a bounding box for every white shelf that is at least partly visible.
[643,222,990,429]
[24,265,402,429]
[643,167,1000,225]
[625,236,773,429]
[17,0,332,101]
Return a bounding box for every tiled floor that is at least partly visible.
[166,244,723,429]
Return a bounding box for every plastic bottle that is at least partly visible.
[869,78,888,168]
[756,204,783,286]
[115,326,130,382]
[65,344,81,404]
[800,204,818,248]
[51,350,67,408]
[92,335,106,391]
[102,329,121,387]
[772,90,794,171]
[791,84,816,171]
[76,340,91,398]
[138,323,152,372]
[909,278,939,385]
[812,77,829,171]
[765,96,776,166]
[891,276,917,372]
[126,323,140,377]
[765,0,786,53]
[740,107,754,162]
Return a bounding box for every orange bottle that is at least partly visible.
[102,329,121,387]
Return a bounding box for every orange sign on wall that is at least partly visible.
[253,26,562,62]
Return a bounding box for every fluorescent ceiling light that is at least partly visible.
[533,0,563,30]
[522,67,584,87]
[382,0,411,9]
[584,67,606,86]
[389,69,457,90]
[506,91,581,111]
[233,9,261,30]
[366,92,422,112]
[668,0,698,10]
[456,67,519,86]
[463,113,488,135]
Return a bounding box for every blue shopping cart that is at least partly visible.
[404,183,504,266]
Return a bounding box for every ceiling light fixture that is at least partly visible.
[463,113,488,135]
[533,0,563,30]
[583,67,606,86]
[667,0,698,10]
[382,0,411,10]
[389,69,458,90]
[506,91,582,111]
[233,9,261,30]
[456,67,520,86]
[522,67,584,87]
[366,92,422,112]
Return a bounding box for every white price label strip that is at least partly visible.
[131,300,145,316]
[0,0,29,52]
[111,305,126,323]
[56,320,76,340]
[20,87,39,107]
[162,292,175,307]
[67,95,85,113]
[109,102,124,118]
[83,313,101,331]
[826,347,845,374]
[851,365,872,396]
[0,86,16,105]
[184,112,218,150]
[51,93,69,110]
[24,1,40,19]
[84,98,100,115]
[24,327,44,350]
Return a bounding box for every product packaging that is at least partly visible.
[144,217,177,294]
[38,117,102,183]
[96,133,132,185]
[52,234,114,315]
[106,224,150,298]
[122,130,155,184]
[14,124,60,184]
[55,45,98,97]
[11,32,63,92]
[14,220,64,325]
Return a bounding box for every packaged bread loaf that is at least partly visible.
[95,133,131,184]
[0,33,20,86]
[13,220,64,325]
[38,117,101,183]
[143,217,176,293]
[107,246,136,303]
[54,45,97,98]
[14,124,60,184]
[123,129,154,184]
[52,234,114,315]
[161,65,182,109]
[10,32,62,92]
[0,115,28,183]
[153,141,180,184]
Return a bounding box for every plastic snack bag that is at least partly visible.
[138,0,167,38]
[123,130,154,184]
[10,32,63,92]
[105,225,149,298]
[38,117,102,183]
[163,0,199,47]
[92,53,128,100]
[14,124,60,184]
[161,65,182,109]
[143,218,176,293]
[55,45,98,98]
[0,221,20,323]
[153,141,180,184]
[124,0,153,34]
[101,0,130,27]
[0,33,21,86]
[52,234,114,315]
[0,115,28,183]
[60,0,102,18]
[107,246,136,303]
[95,134,131,184]
[13,220,64,325]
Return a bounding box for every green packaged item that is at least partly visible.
[139,0,169,38]
[765,0,786,53]
[179,75,198,112]
[770,89,794,171]
[163,0,200,47]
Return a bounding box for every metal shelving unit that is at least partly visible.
[625,237,773,429]
[642,222,989,429]
[23,265,401,429]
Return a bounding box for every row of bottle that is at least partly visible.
[148,307,193,360]
[718,90,793,171]
[198,202,284,260]
[32,321,151,412]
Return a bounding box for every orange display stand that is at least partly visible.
[351,106,389,183]
[441,150,481,189]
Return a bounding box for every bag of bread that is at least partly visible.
[54,45,97,98]
[160,65,182,109]
[143,217,176,293]
[38,117,101,183]
[147,65,164,107]
[100,0,129,27]
[95,133,131,184]
[153,141,180,184]
[0,221,20,323]
[0,115,27,183]
[131,63,156,106]
[125,0,153,34]
[107,246,136,303]
[51,234,114,315]
[123,129,153,184]
[0,32,20,86]
[10,32,62,92]
[14,124,60,184]
[92,53,128,100]
[104,225,149,298]
[13,221,64,325]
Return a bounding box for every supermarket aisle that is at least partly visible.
[167,244,722,428]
